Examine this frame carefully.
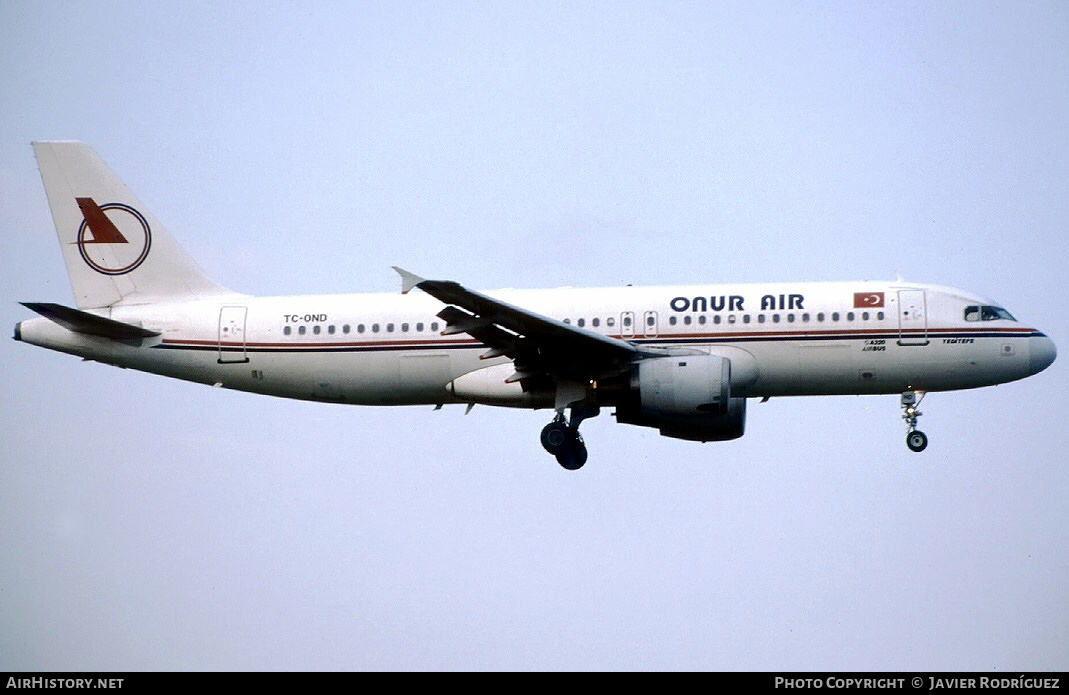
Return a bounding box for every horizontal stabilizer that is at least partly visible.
[20,302,160,340]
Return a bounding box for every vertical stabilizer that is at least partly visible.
[32,141,236,308]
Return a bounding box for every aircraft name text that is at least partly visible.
[670,294,805,313]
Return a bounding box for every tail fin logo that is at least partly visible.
[74,197,152,275]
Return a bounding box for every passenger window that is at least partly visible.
[728,315,736,324]
[832,312,840,322]
[713,315,721,324]
[431,322,439,332]
[298,325,306,335]
[772,314,780,323]
[757,314,766,324]
[283,325,292,335]
[386,323,394,332]
[787,314,795,322]
[743,315,751,324]
[683,315,692,325]
[846,312,855,321]
[416,322,424,332]
[623,317,632,327]
[861,312,869,321]
[313,325,321,335]
[802,313,809,322]
[578,318,586,327]
[372,323,380,333]
[698,315,706,325]
[343,324,350,334]
[669,316,677,326]
[592,318,600,327]
[606,317,615,327]
[817,312,825,322]
[401,323,409,332]
[877,312,884,320]
[358,324,365,333]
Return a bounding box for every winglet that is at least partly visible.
[392,266,425,294]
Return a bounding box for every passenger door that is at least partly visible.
[218,306,249,363]
[896,290,928,346]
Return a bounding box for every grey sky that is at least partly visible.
[1,1,1066,670]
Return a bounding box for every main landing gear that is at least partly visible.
[541,406,598,470]
[901,391,928,453]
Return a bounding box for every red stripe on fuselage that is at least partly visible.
[159,325,1040,351]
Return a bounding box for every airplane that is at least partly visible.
[15,141,1057,470]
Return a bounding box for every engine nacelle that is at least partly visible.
[615,355,747,442]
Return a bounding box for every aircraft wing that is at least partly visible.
[412,276,646,383]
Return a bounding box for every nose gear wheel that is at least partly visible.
[901,391,928,453]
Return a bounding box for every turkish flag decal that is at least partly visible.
[853,292,885,308]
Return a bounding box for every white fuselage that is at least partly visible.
[16,280,1054,408]
[21,141,1058,462]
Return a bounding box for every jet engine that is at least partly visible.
[614,354,747,442]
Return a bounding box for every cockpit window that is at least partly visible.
[964,305,1016,322]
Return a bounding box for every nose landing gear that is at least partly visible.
[901,391,928,452]
[541,406,598,470]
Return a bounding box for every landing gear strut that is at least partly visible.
[541,406,598,470]
[901,391,928,452]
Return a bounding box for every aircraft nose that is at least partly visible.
[1029,334,1057,375]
